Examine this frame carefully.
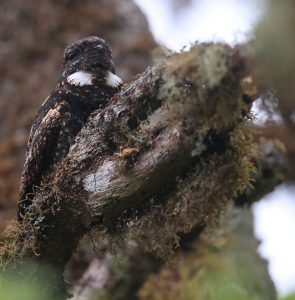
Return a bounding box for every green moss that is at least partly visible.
[160,44,245,135]
[138,207,275,300]
[121,125,255,260]
[102,43,255,261]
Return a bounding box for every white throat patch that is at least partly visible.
[106,71,123,88]
[67,71,94,86]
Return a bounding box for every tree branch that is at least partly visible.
[2,43,255,296]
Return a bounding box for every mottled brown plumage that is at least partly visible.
[18,36,122,221]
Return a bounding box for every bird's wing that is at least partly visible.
[19,98,69,212]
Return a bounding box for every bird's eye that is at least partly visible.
[66,51,78,61]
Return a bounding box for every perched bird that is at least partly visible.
[18,36,122,221]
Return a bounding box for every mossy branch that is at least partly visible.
[2,43,256,295]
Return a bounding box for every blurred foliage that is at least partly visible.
[254,0,295,178]
[254,0,295,123]
[280,294,295,300]
[0,262,62,300]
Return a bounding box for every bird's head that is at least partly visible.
[59,36,122,89]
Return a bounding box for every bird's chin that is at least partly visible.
[105,71,123,88]
[66,71,94,86]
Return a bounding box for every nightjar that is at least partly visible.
[18,36,122,221]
